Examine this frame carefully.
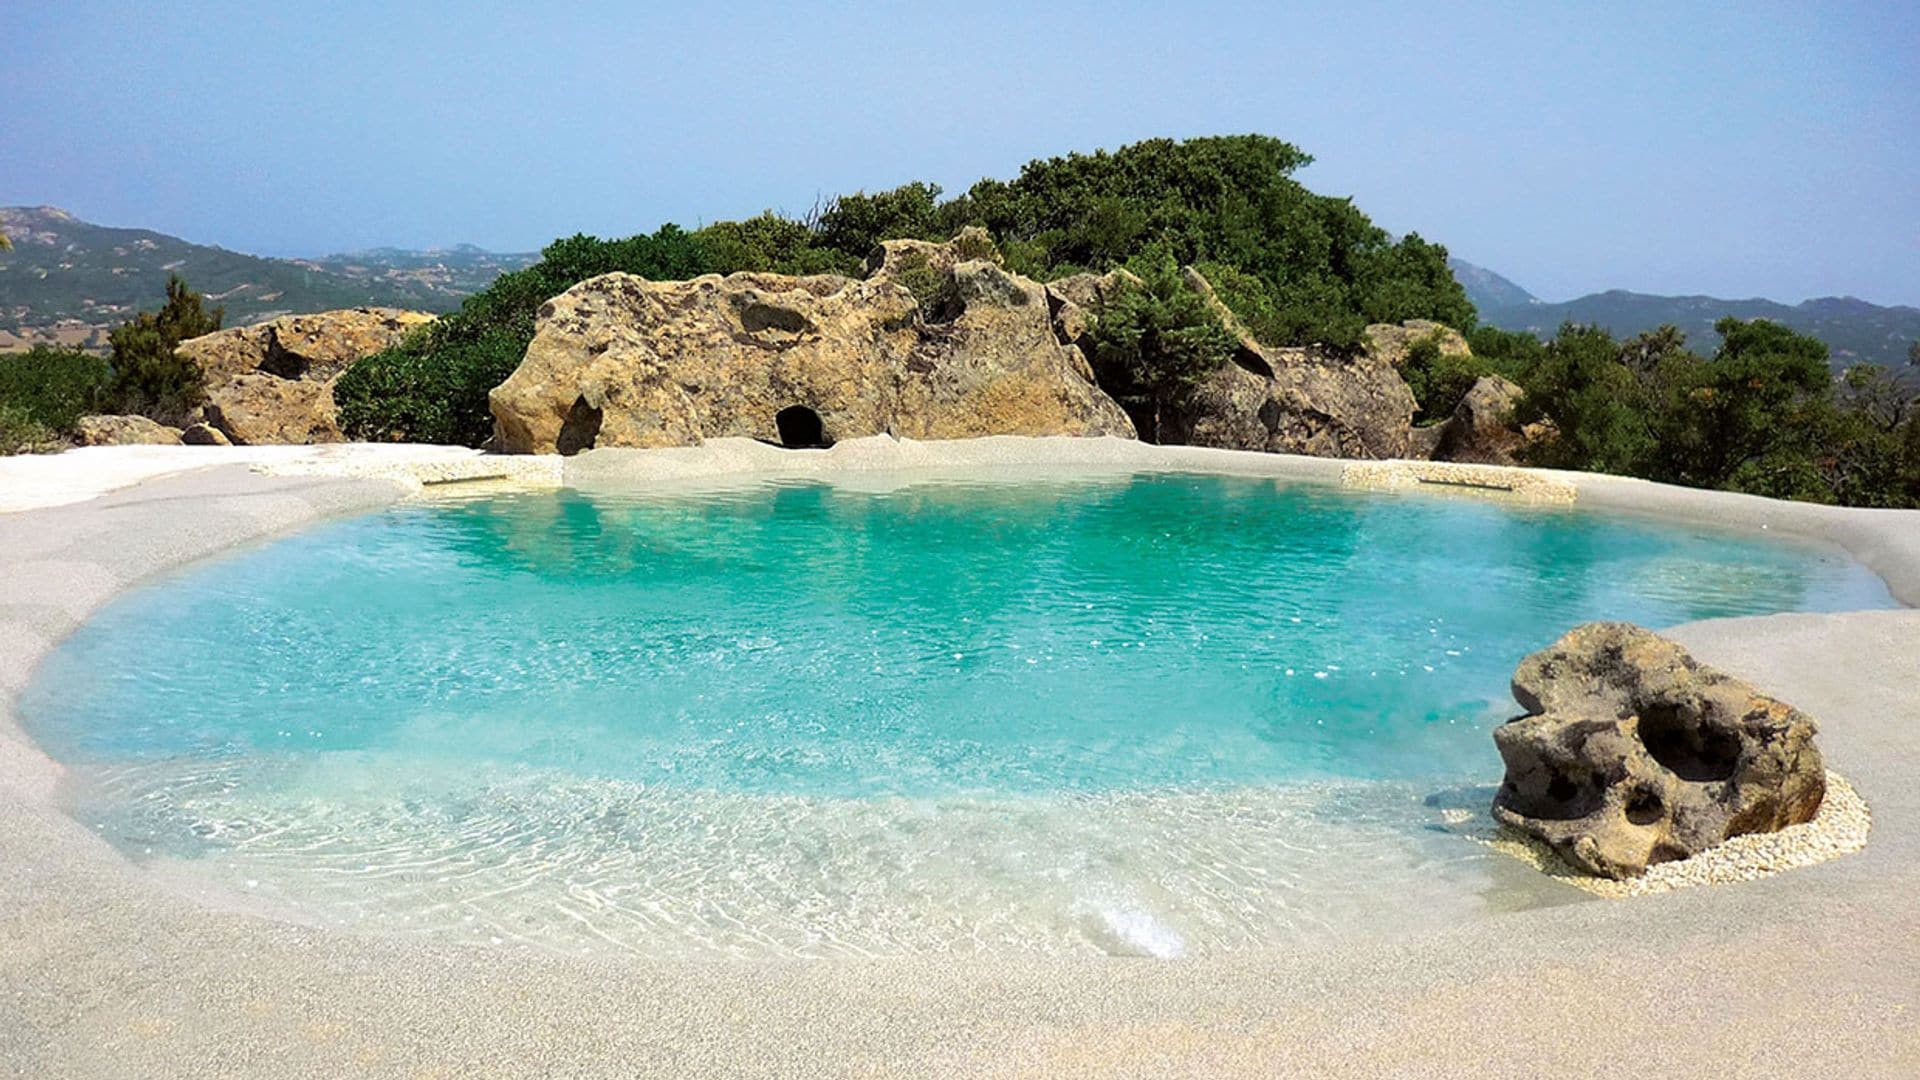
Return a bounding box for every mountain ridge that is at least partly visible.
[1449,258,1919,371]
[0,206,533,350]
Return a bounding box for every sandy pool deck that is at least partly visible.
[1,437,1916,1077]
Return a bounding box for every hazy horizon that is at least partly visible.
[3,1,1915,307]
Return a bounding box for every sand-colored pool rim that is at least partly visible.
[2,436,1916,1077]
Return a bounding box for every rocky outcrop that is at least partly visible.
[1364,319,1470,368]
[204,373,344,445]
[1044,269,1141,351]
[1492,622,1827,879]
[1140,268,1418,458]
[1430,375,1554,466]
[175,308,433,444]
[72,414,183,446]
[489,236,1134,454]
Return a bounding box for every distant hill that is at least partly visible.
[1451,257,1920,373]
[297,244,537,299]
[0,207,534,350]
[1447,259,1537,311]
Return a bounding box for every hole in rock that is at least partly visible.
[1638,703,1741,782]
[1624,788,1665,825]
[556,396,603,456]
[741,302,812,335]
[1649,842,1691,865]
[1504,767,1604,821]
[775,405,832,449]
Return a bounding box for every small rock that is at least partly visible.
[72,414,182,446]
[1491,622,1826,879]
[180,422,232,446]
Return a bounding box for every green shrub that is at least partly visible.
[0,345,113,434]
[105,274,221,423]
[1399,333,1498,423]
[0,403,60,454]
[814,183,943,265]
[1083,252,1239,441]
[335,331,525,446]
[943,135,1475,348]
[693,213,851,276]
[949,226,1002,265]
[888,250,946,318]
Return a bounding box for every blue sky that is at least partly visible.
[3,1,1915,305]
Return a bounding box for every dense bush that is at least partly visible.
[334,329,523,446]
[693,213,846,276]
[0,345,113,450]
[1398,334,1503,424]
[1493,318,1920,507]
[1082,253,1240,440]
[104,274,221,423]
[0,276,224,452]
[336,228,712,445]
[936,136,1476,347]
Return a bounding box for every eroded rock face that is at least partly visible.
[1430,375,1554,466]
[1492,622,1826,879]
[1150,268,1418,458]
[489,237,1134,454]
[1364,319,1470,368]
[72,414,183,446]
[203,372,343,445]
[174,308,434,444]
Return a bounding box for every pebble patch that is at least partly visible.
[1467,770,1870,897]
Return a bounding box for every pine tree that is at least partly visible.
[106,275,223,423]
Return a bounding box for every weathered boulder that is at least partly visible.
[203,372,343,445]
[1492,622,1826,879]
[1364,318,1471,368]
[1430,375,1555,466]
[176,308,435,383]
[1152,268,1419,458]
[488,236,1134,454]
[1044,269,1141,348]
[180,422,232,446]
[174,307,433,444]
[72,414,183,446]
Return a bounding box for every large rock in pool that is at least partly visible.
[488,233,1134,454]
[174,307,435,444]
[1491,622,1827,879]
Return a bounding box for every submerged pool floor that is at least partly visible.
[20,474,1895,957]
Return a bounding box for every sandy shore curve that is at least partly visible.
[1,437,1915,1077]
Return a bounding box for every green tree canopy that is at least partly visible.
[106,274,222,423]
[936,135,1475,346]
[1081,252,1240,441]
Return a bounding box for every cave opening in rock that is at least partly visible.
[556,395,603,456]
[775,405,832,449]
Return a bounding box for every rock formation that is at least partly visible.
[72,414,183,446]
[1110,267,1420,458]
[175,307,434,444]
[1363,319,1471,369]
[1429,375,1554,466]
[1491,622,1827,879]
[488,235,1134,454]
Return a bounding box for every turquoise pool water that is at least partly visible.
[19,474,1896,956]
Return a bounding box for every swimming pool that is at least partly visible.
[19,473,1896,957]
